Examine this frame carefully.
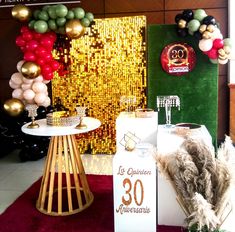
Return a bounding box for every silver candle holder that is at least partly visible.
[156,95,180,127]
[75,106,87,129]
[25,104,39,129]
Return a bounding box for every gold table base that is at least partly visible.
[36,134,94,216]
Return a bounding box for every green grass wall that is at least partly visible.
[147,24,218,145]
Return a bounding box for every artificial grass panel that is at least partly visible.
[147,24,218,145]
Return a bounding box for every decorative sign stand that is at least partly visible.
[113,144,157,232]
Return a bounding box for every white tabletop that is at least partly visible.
[21,117,101,136]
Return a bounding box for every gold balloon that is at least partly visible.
[223,45,231,54]
[65,19,86,39]
[3,98,24,117]
[21,61,41,79]
[207,24,215,33]
[11,4,32,22]
[202,31,211,39]
[178,19,187,29]
[199,24,207,34]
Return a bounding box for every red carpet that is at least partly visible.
[0,175,183,232]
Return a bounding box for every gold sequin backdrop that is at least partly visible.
[52,16,147,154]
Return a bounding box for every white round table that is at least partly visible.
[22,117,101,216]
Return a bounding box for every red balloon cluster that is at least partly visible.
[15,26,60,80]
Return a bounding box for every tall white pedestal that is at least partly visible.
[113,145,157,232]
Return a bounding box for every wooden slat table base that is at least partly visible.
[36,134,94,216]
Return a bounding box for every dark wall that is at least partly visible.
[0,0,228,141]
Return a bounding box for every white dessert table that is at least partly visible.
[22,117,101,216]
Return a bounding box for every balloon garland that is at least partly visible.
[175,9,232,65]
[6,4,94,112]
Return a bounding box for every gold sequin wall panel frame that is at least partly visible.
[52,16,147,154]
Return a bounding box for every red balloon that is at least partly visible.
[20,26,30,34]
[32,31,42,40]
[40,36,54,49]
[26,40,39,51]
[44,52,53,62]
[24,51,36,61]
[22,31,33,42]
[213,38,224,49]
[50,60,60,71]
[46,32,57,43]
[15,35,26,47]
[35,46,47,57]
[43,71,53,80]
[36,57,46,66]
[41,64,52,74]
[206,48,218,59]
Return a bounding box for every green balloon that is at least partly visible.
[28,20,36,29]
[42,5,50,12]
[38,10,49,21]
[224,38,232,48]
[48,19,57,31]
[47,6,57,19]
[85,12,94,22]
[33,10,41,20]
[194,9,207,22]
[34,20,48,33]
[55,4,68,18]
[73,7,85,19]
[188,29,194,36]
[56,17,66,27]
[81,18,90,27]
[187,19,200,32]
[66,10,74,19]
[209,58,218,64]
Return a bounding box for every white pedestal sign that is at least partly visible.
[113,144,157,232]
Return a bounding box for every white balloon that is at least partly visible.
[211,28,223,40]
[22,77,34,84]
[218,58,228,65]
[34,93,47,105]
[16,60,25,72]
[198,39,213,52]
[21,83,32,91]
[33,75,44,82]
[43,79,51,84]
[11,72,23,85]
[32,82,47,93]
[12,88,24,100]
[9,79,20,89]
[23,89,35,101]
[41,96,51,107]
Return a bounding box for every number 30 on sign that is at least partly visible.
[113,156,156,232]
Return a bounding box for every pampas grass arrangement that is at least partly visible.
[156,136,235,232]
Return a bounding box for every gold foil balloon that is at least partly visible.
[21,61,41,79]
[11,4,32,22]
[202,31,211,39]
[65,19,85,39]
[178,19,187,29]
[207,24,215,33]
[3,98,24,117]
[199,24,207,34]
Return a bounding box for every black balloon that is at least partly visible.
[176,28,188,37]
[175,13,183,23]
[202,15,216,25]
[194,31,202,40]
[182,9,194,22]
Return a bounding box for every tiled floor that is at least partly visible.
[0,149,234,231]
[0,150,113,214]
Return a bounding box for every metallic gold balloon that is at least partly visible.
[202,31,211,39]
[178,19,187,29]
[3,98,24,117]
[206,24,215,33]
[65,19,85,39]
[21,61,41,79]
[11,4,32,22]
[223,45,231,54]
[199,24,207,34]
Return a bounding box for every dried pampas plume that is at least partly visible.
[155,136,235,230]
